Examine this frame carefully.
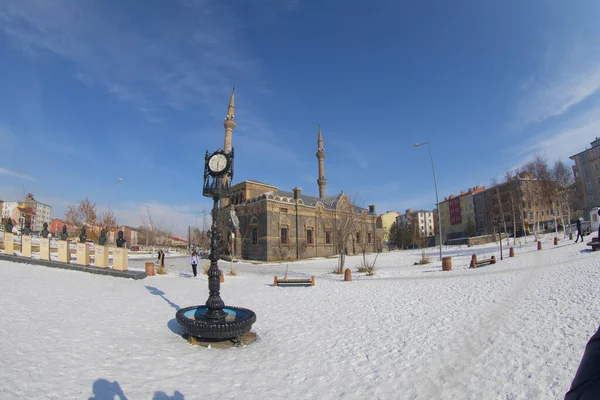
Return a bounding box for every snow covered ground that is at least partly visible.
[1,233,599,399]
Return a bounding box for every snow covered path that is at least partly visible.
[1,237,599,399]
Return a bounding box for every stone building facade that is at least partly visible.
[224,181,383,261]
[214,91,384,261]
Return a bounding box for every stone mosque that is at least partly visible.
[218,90,384,261]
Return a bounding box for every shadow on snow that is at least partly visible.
[89,378,184,400]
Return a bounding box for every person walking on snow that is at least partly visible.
[575,218,584,243]
[190,251,200,277]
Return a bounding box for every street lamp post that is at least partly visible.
[493,217,504,260]
[108,178,123,212]
[195,210,208,250]
[414,142,443,261]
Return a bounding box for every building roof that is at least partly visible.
[272,190,367,213]
[403,209,432,214]
[238,180,370,213]
[570,138,600,159]
[18,206,36,215]
[243,180,279,188]
[441,186,486,203]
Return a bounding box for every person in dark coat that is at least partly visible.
[575,218,584,243]
[565,324,600,399]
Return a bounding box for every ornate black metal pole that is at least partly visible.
[176,146,255,343]
[205,195,226,320]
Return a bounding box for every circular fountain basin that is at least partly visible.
[176,305,256,340]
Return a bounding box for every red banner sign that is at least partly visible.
[449,198,462,225]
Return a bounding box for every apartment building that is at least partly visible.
[396,209,435,237]
[23,193,52,232]
[439,186,485,243]
[570,138,600,219]
[474,174,563,236]
[379,211,400,241]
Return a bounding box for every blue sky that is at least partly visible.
[2,0,600,235]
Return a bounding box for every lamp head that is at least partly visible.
[413,143,421,148]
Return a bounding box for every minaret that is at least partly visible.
[224,87,236,153]
[316,124,327,198]
[221,88,235,208]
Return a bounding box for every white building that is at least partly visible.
[396,209,435,237]
[24,193,52,232]
[2,201,19,221]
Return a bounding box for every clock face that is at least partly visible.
[208,153,228,174]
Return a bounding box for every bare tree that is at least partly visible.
[65,197,118,241]
[142,206,157,246]
[190,227,209,249]
[490,177,511,246]
[520,153,553,238]
[552,159,575,237]
[334,207,355,274]
[273,245,292,261]
[356,213,379,274]
[141,206,173,247]
[501,170,523,245]
[65,197,98,229]
[411,224,431,264]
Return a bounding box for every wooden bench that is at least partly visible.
[586,237,600,251]
[273,275,315,286]
[470,254,496,268]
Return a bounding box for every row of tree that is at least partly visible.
[65,199,175,246]
[387,220,433,250]
[135,207,174,247]
[386,153,580,249]
[64,198,117,241]
[492,154,579,244]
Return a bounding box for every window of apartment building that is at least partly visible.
[306,228,313,245]
[529,212,534,219]
[280,227,288,244]
[325,229,332,245]
[595,163,598,171]
[280,208,288,213]
[252,228,258,244]
[356,232,360,243]
[368,232,372,244]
